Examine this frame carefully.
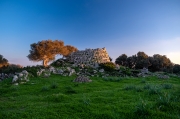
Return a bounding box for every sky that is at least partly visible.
[0,0,180,66]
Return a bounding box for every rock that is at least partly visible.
[43,73,50,78]
[37,69,45,76]
[115,64,120,70]
[141,68,148,74]
[73,76,92,83]
[12,75,18,83]
[49,67,56,73]
[67,48,110,68]
[99,69,104,73]
[13,83,19,86]
[94,63,99,68]
[69,69,76,76]
[56,69,64,74]
[18,73,23,78]
[67,67,71,71]
[22,70,28,75]
[93,70,97,73]
[158,75,169,79]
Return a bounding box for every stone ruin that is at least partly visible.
[68,47,110,68]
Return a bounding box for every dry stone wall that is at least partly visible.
[68,47,110,67]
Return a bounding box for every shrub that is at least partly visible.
[141,79,146,83]
[1,64,23,74]
[155,93,176,111]
[120,66,132,76]
[143,84,151,90]
[51,82,58,89]
[156,93,172,107]
[99,62,116,72]
[148,85,161,95]
[65,86,77,94]
[136,87,143,92]
[41,86,49,92]
[134,100,150,117]
[162,83,173,89]
[124,85,136,90]
[102,77,122,82]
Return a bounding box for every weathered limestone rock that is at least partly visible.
[12,75,18,83]
[68,47,110,68]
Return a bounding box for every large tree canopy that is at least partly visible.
[27,40,78,66]
[148,54,173,72]
[115,54,128,66]
[0,54,9,68]
[135,51,150,69]
[63,45,78,57]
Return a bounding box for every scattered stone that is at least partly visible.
[12,75,18,83]
[99,69,104,73]
[49,66,56,73]
[141,68,148,74]
[158,75,169,79]
[69,69,76,76]
[115,64,120,70]
[93,70,97,73]
[73,76,92,83]
[13,83,19,86]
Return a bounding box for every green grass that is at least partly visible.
[0,74,180,119]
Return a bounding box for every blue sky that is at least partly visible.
[0,0,180,66]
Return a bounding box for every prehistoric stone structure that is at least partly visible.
[68,47,110,67]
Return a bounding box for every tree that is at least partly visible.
[135,51,150,69]
[27,40,77,67]
[173,64,180,74]
[115,54,128,66]
[0,54,8,68]
[63,45,78,57]
[148,54,173,72]
[127,55,137,69]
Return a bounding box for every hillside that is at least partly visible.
[0,74,180,119]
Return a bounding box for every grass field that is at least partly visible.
[0,74,180,119]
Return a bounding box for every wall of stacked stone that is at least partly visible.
[68,47,110,67]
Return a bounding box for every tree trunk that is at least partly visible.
[43,59,48,67]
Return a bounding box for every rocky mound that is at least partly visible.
[73,76,92,83]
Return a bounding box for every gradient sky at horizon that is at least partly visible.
[0,0,180,66]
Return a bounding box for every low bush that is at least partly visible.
[51,82,58,89]
[103,77,122,82]
[134,100,150,117]
[99,62,116,72]
[148,85,161,95]
[124,84,136,90]
[65,86,77,94]
[162,83,173,89]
